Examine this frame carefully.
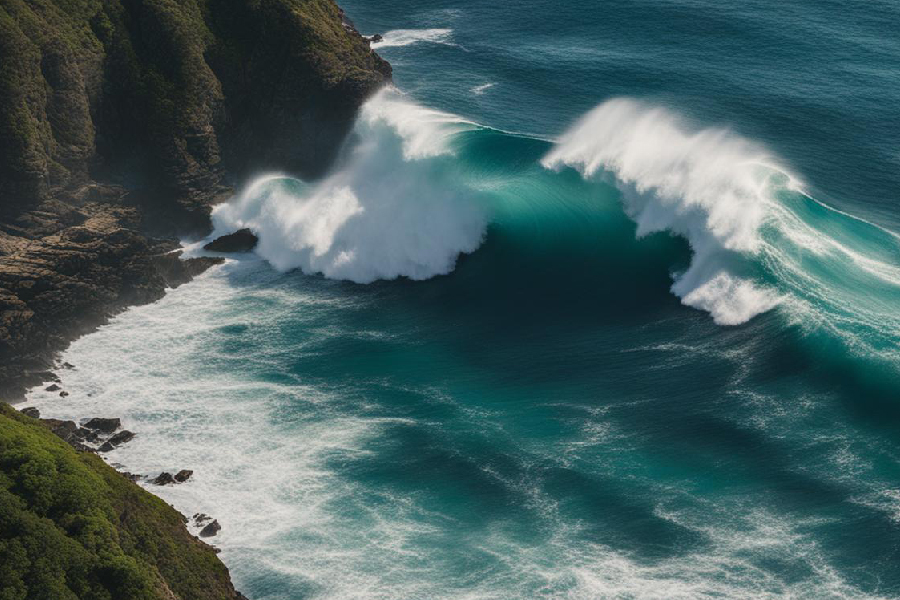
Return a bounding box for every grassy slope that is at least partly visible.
[0,404,237,600]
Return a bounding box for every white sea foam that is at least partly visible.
[371,28,454,49]
[23,257,891,600]
[471,82,496,95]
[210,88,486,283]
[542,99,786,325]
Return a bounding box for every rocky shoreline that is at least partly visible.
[0,0,390,597]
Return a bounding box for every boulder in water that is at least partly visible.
[152,472,176,485]
[203,229,258,253]
[174,469,193,483]
[199,519,221,538]
[83,417,120,433]
[104,430,135,448]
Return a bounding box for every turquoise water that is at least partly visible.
[28,1,900,598]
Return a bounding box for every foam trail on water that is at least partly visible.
[371,28,454,49]
[211,88,486,283]
[542,99,787,325]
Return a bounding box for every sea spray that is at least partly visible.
[541,99,785,325]
[211,89,487,283]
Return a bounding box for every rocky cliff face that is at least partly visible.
[0,0,389,399]
[0,0,390,228]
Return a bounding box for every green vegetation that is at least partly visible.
[0,0,389,218]
[0,404,238,600]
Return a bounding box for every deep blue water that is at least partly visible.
[29,1,900,598]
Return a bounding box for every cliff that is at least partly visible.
[0,404,245,600]
[0,0,390,398]
[0,1,389,597]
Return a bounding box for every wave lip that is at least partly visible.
[371,28,454,49]
[542,98,786,325]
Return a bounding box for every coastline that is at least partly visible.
[0,1,390,597]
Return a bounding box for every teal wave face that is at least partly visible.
[208,89,900,385]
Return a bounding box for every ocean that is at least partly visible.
[27,0,900,598]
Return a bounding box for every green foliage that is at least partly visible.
[0,404,236,600]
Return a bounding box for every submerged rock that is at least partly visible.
[82,417,120,433]
[199,520,221,538]
[203,229,259,253]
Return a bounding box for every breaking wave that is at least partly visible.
[210,89,485,283]
[371,28,454,49]
[209,88,900,365]
[541,99,787,325]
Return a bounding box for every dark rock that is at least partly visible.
[203,229,259,253]
[75,427,99,442]
[174,469,193,483]
[123,472,144,482]
[152,472,176,486]
[20,407,40,418]
[199,520,221,538]
[368,34,383,43]
[62,362,75,369]
[41,418,93,452]
[98,441,115,453]
[192,513,212,526]
[108,430,135,447]
[82,417,120,433]
[153,252,225,288]
[59,391,69,397]
[46,384,61,392]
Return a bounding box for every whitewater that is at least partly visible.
[26,0,900,598]
[208,87,900,359]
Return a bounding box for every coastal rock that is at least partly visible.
[20,407,39,418]
[40,418,93,452]
[59,391,68,397]
[175,469,194,483]
[99,429,135,452]
[152,472,177,486]
[153,252,225,288]
[199,520,222,538]
[83,417,120,434]
[45,384,61,392]
[76,427,99,442]
[203,229,259,253]
[108,429,135,446]
[368,34,383,43]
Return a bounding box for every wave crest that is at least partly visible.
[542,99,786,324]
[210,89,486,283]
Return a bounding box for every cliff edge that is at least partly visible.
[0,1,389,597]
[0,0,390,399]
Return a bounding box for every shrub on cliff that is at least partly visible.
[0,404,239,600]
